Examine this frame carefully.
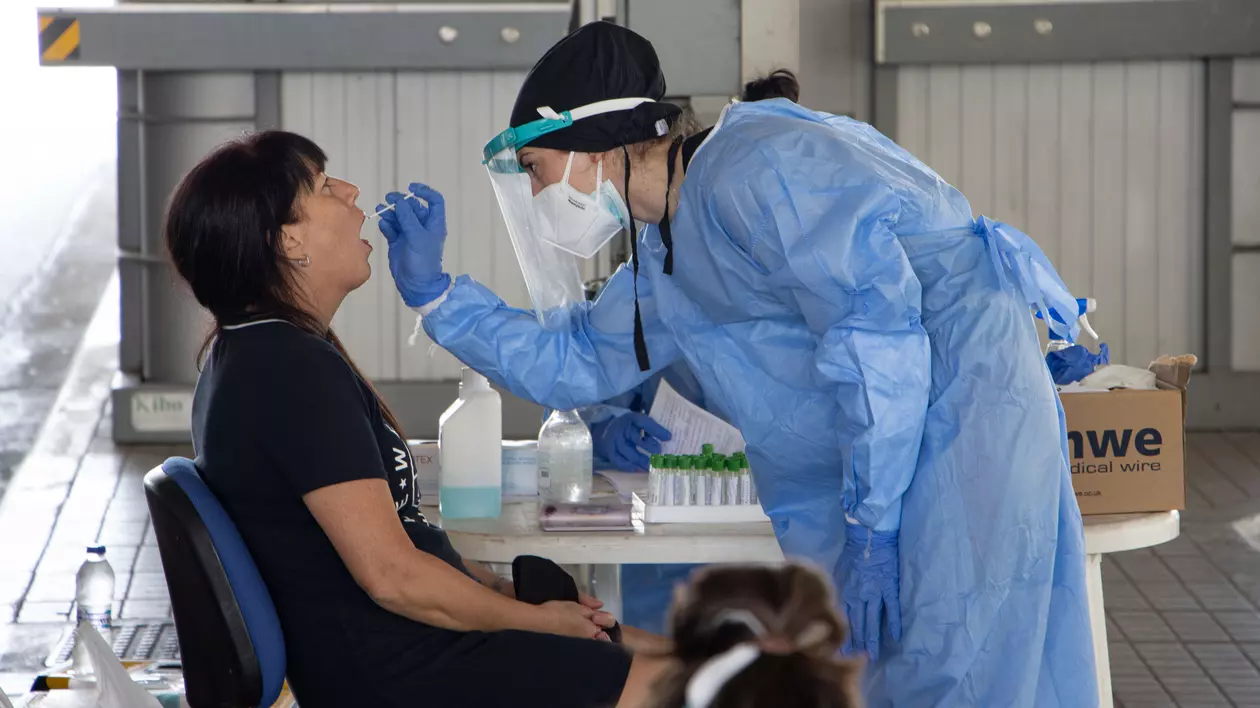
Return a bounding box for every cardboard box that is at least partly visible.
[1061,355,1195,515]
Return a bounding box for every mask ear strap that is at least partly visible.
[623,145,651,372]
[658,136,684,276]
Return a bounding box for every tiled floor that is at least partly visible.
[2,291,1260,704]
[1103,432,1260,708]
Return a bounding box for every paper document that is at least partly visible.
[596,470,649,502]
[649,379,745,456]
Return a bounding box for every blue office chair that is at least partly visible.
[144,457,286,708]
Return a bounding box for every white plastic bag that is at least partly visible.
[1079,365,1158,391]
[40,621,162,708]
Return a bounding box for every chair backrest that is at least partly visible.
[144,457,286,708]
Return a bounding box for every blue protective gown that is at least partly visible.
[579,363,709,635]
[423,99,1097,707]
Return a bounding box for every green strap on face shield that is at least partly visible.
[482,115,572,170]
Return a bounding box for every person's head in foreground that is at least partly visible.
[652,564,862,708]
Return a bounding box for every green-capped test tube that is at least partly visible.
[702,443,715,457]
[649,454,663,505]
[677,456,693,506]
[709,458,725,505]
[741,456,756,504]
[661,456,676,505]
[724,458,740,505]
[693,456,708,507]
[737,457,753,504]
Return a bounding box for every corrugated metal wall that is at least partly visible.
[894,61,1207,367]
[280,71,606,383]
[1233,59,1260,372]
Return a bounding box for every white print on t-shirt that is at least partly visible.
[383,422,421,517]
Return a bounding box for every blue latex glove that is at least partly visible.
[590,412,672,472]
[1046,342,1110,385]
[838,523,902,661]
[376,183,451,307]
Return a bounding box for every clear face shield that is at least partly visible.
[483,98,662,329]
[484,147,587,330]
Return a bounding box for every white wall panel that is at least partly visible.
[959,66,994,216]
[1156,62,1203,360]
[1234,110,1260,247]
[283,70,531,382]
[1123,64,1160,364]
[894,61,1206,367]
[1027,66,1061,268]
[1089,65,1127,361]
[926,66,963,191]
[1235,59,1260,104]
[895,67,929,160]
[1233,253,1260,372]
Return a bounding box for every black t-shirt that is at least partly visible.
[191,319,632,708]
[191,320,477,703]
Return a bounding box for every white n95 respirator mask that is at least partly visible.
[535,153,631,259]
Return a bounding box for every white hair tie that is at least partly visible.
[684,643,761,708]
[682,611,833,708]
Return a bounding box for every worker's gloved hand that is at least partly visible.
[377,182,451,307]
[590,412,672,472]
[1046,342,1110,385]
[838,523,902,661]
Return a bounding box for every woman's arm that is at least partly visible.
[419,263,681,411]
[462,559,514,597]
[304,478,612,637]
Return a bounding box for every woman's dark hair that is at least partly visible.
[164,130,406,435]
[650,564,861,708]
[741,69,801,103]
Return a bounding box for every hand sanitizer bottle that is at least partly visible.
[439,368,503,519]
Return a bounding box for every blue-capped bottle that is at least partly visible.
[1038,297,1099,354]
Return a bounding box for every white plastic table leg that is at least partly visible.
[1086,553,1113,708]
[592,564,623,621]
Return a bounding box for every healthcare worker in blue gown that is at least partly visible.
[377,21,1098,707]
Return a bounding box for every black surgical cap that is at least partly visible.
[510,21,682,153]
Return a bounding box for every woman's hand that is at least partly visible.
[534,601,616,641]
[376,182,452,307]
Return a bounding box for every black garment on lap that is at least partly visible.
[512,556,623,644]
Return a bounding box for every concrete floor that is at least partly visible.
[0,0,118,498]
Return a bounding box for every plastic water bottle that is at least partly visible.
[438,368,503,519]
[72,545,114,674]
[538,409,593,503]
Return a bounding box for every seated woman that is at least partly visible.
[165,130,669,708]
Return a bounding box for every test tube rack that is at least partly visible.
[631,492,770,524]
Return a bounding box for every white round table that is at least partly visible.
[1081,511,1181,708]
[430,503,1180,707]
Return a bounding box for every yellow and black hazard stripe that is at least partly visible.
[38,15,81,62]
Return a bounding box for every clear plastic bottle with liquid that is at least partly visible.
[438,368,503,519]
[72,545,115,675]
[537,409,593,503]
